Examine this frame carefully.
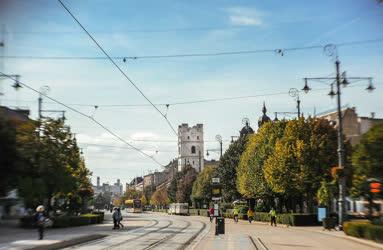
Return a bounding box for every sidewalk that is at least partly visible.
[292,225,383,250]
[195,218,383,250]
[0,213,149,250]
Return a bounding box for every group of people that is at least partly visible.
[232,207,277,226]
[112,207,124,229]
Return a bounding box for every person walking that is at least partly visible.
[209,207,214,223]
[233,207,239,223]
[112,207,119,229]
[269,207,277,227]
[34,205,46,240]
[117,207,124,229]
[247,208,254,223]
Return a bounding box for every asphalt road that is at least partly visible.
[65,212,209,250]
[2,212,380,250]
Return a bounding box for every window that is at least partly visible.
[187,136,190,139]
[191,146,196,154]
[197,136,199,140]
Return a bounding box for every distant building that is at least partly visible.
[317,107,383,145]
[93,177,123,198]
[258,102,271,129]
[178,123,204,172]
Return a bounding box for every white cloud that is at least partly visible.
[226,7,263,26]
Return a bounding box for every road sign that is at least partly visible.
[212,177,220,183]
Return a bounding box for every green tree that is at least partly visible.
[264,118,337,212]
[0,113,19,196]
[216,136,247,202]
[351,124,383,199]
[237,121,286,210]
[192,164,217,206]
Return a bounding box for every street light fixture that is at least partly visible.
[302,78,311,93]
[289,88,301,117]
[303,44,375,230]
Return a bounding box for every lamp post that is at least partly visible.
[215,134,223,158]
[289,88,301,118]
[302,44,375,230]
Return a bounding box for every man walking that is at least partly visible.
[34,205,46,240]
[269,207,277,227]
[247,208,254,223]
[112,207,119,229]
[117,207,124,228]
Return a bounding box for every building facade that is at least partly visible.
[317,107,383,145]
[178,123,204,172]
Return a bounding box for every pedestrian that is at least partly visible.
[233,207,239,223]
[247,208,254,223]
[112,207,119,229]
[117,207,124,229]
[269,207,277,227]
[34,205,46,240]
[209,207,214,223]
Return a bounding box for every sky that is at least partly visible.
[1,0,383,187]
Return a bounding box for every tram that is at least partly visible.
[125,199,142,213]
[168,203,189,215]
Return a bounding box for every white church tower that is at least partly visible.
[178,123,204,172]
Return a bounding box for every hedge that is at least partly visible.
[222,212,319,226]
[20,213,104,228]
[344,221,383,243]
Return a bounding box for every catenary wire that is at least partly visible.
[1,38,383,61]
[57,0,178,137]
[0,71,165,167]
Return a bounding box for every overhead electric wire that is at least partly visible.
[57,0,178,137]
[0,71,165,167]
[2,38,383,61]
[79,142,178,152]
[3,83,374,109]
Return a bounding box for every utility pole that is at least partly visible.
[302,44,375,230]
[38,86,66,120]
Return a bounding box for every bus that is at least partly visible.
[125,199,142,213]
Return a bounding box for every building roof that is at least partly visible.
[258,102,271,128]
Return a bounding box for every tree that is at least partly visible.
[216,136,247,202]
[150,187,169,207]
[264,118,338,212]
[0,113,19,196]
[351,124,383,217]
[237,121,286,210]
[15,118,92,210]
[192,164,217,206]
[167,165,197,204]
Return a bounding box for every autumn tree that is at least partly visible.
[151,187,169,208]
[237,120,286,210]
[264,118,337,212]
[192,164,217,207]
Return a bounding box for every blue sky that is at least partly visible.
[1,0,383,186]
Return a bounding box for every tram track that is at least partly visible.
[179,220,207,250]
[105,219,173,249]
[143,219,192,250]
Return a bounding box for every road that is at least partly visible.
[1,212,380,250]
[64,212,209,250]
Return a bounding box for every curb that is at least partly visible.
[29,234,108,250]
[292,227,383,250]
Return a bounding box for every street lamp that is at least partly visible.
[215,134,223,158]
[303,44,375,230]
[289,88,301,117]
